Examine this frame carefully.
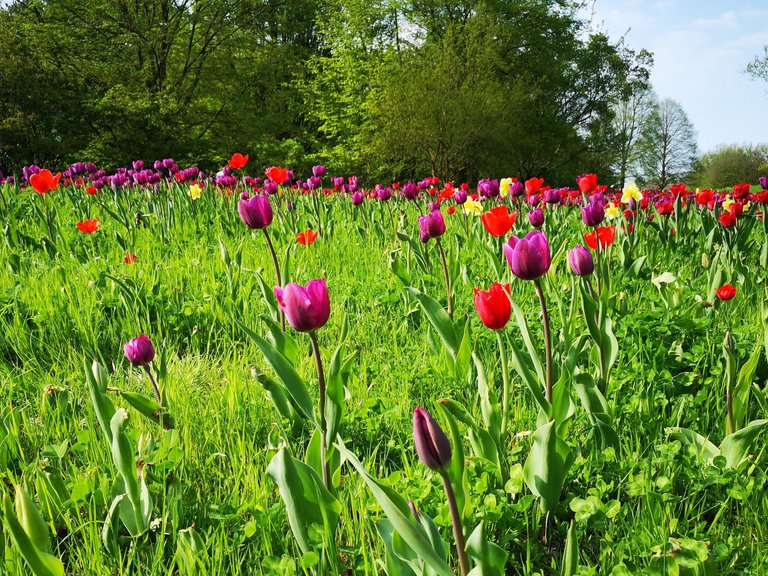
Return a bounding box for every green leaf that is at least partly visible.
[85,360,116,445]
[325,344,346,445]
[435,402,469,525]
[666,427,720,464]
[236,320,316,425]
[523,420,574,512]
[405,286,459,358]
[507,337,550,416]
[3,492,64,576]
[573,373,618,449]
[733,344,762,431]
[336,441,454,576]
[561,521,579,576]
[377,520,418,576]
[465,521,508,575]
[510,300,546,386]
[719,419,768,468]
[266,448,341,557]
[252,368,299,428]
[389,250,411,285]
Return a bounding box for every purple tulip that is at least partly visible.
[264,180,278,194]
[274,279,330,332]
[85,163,98,174]
[351,191,364,206]
[306,176,321,190]
[503,230,551,281]
[132,160,144,172]
[377,185,392,201]
[332,176,345,188]
[581,201,604,227]
[403,181,419,200]
[453,189,467,204]
[71,162,86,175]
[477,178,499,198]
[418,210,446,243]
[568,245,594,276]
[528,207,544,227]
[124,334,156,366]
[510,181,525,197]
[22,165,40,183]
[760,176,768,190]
[238,194,273,229]
[428,201,440,212]
[312,165,326,178]
[413,407,452,471]
[544,188,561,204]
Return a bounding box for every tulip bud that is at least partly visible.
[503,231,551,281]
[568,245,594,276]
[312,165,326,178]
[581,201,604,227]
[418,210,446,243]
[14,485,53,553]
[123,335,155,366]
[527,207,544,228]
[238,194,273,229]
[413,407,452,471]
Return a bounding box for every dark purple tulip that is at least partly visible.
[63,168,73,179]
[264,180,278,194]
[588,191,605,205]
[418,210,446,243]
[581,201,604,227]
[528,207,544,227]
[413,407,451,471]
[71,162,86,175]
[568,245,594,276]
[503,230,551,281]
[286,170,295,181]
[124,334,156,366]
[453,189,467,204]
[132,160,144,172]
[351,191,364,206]
[477,178,499,198]
[510,181,525,197]
[274,279,330,332]
[544,188,561,204]
[527,194,542,207]
[312,165,325,178]
[85,163,98,174]
[403,181,419,200]
[760,176,768,190]
[238,194,273,229]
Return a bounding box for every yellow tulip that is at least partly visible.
[463,197,483,215]
[499,178,512,198]
[621,179,642,204]
[188,184,202,200]
[722,195,734,212]
[606,202,621,219]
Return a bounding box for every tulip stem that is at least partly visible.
[143,365,162,406]
[594,233,602,297]
[436,239,453,320]
[534,279,553,405]
[309,331,330,489]
[496,330,510,436]
[263,228,285,331]
[440,471,470,576]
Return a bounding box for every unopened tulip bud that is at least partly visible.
[413,407,452,471]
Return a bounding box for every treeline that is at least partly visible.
[0,0,656,183]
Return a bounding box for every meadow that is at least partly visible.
[1,161,768,575]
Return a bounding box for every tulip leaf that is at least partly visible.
[510,300,546,387]
[85,360,116,445]
[252,369,300,429]
[573,373,618,449]
[465,521,508,576]
[325,344,345,446]
[507,337,550,416]
[523,420,574,512]
[388,250,411,286]
[666,427,720,464]
[377,520,418,575]
[236,320,316,426]
[473,353,501,447]
[719,419,768,468]
[405,286,459,358]
[561,520,579,576]
[733,344,762,431]
[266,448,341,557]
[3,492,64,576]
[435,402,470,524]
[336,440,454,576]
[261,314,299,366]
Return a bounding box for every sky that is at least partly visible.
[581,0,768,153]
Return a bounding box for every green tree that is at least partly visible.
[692,144,768,188]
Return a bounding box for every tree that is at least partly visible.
[637,96,697,189]
[691,144,768,188]
[747,45,768,83]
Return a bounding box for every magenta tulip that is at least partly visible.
[503,230,551,280]
[274,279,330,332]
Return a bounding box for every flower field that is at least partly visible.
[1,158,768,575]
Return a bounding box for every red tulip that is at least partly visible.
[76,219,100,233]
[297,229,318,245]
[447,206,456,215]
[86,186,97,195]
[584,225,616,250]
[715,284,736,301]
[473,283,511,330]
[29,169,61,194]
[719,212,737,228]
[480,206,517,237]
[266,166,289,184]
[578,173,598,194]
[525,177,544,195]
[228,153,249,170]
[696,189,714,206]
[124,252,137,264]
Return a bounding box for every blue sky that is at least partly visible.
[582,0,768,153]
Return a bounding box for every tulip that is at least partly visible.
[351,191,364,206]
[76,219,100,233]
[581,201,604,227]
[418,210,446,243]
[503,230,551,281]
[274,279,330,332]
[477,178,499,198]
[473,283,511,330]
[238,194,273,229]
[312,165,325,178]
[306,176,321,190]
[124,334,156,366]
[265,166,288,184]
[719,212,737,228]
[428,200,441,212]
[528,207,544,227]
[403,181,419,200]
[510,181,525,197]
[297,229,318,245]
[584,226,616,250]
[453,189,467,204]
[29,169,61,194]
[480,206,517,237]
[525,177,544,194]
[578,173,598,194]
[377,186,392,201]
[412,407,451,471]
[621,180,642,204]
[568,245,594,276]
[715,284,736,301]
[543,188,561,204]
[760,176,768,190]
